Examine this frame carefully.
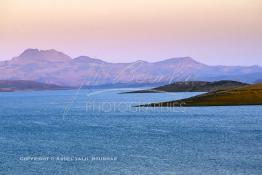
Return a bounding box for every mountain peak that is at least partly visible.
[14,48,71,62]
[19,48,40,57]
[155,57,204,65]
[164,57,195,62]
[73,56,107,64]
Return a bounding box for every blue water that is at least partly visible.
[0,89,262,175]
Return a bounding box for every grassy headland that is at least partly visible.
[138,83,262,107]
[123,80,248,93]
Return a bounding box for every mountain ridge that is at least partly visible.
[0,49,261,86]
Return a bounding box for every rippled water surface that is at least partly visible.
[0,89,262,175]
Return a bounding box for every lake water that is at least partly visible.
[0,89,262,175]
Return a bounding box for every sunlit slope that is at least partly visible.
[140,83,262,107]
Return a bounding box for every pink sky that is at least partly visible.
[0,0,261,65]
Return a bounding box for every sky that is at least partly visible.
[0,0,261,65]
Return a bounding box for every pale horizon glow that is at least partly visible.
[0,0,261,66]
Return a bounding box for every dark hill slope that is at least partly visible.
[124,80,248,93]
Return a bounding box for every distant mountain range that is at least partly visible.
[0,49,261,87]
[0,80,69,92]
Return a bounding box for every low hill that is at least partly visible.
[124,80,248,93]
[0,80,71,92]
[138,83,262,107]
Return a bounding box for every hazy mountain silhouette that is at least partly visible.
[0,49,261,86]
[0,80,69,92]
